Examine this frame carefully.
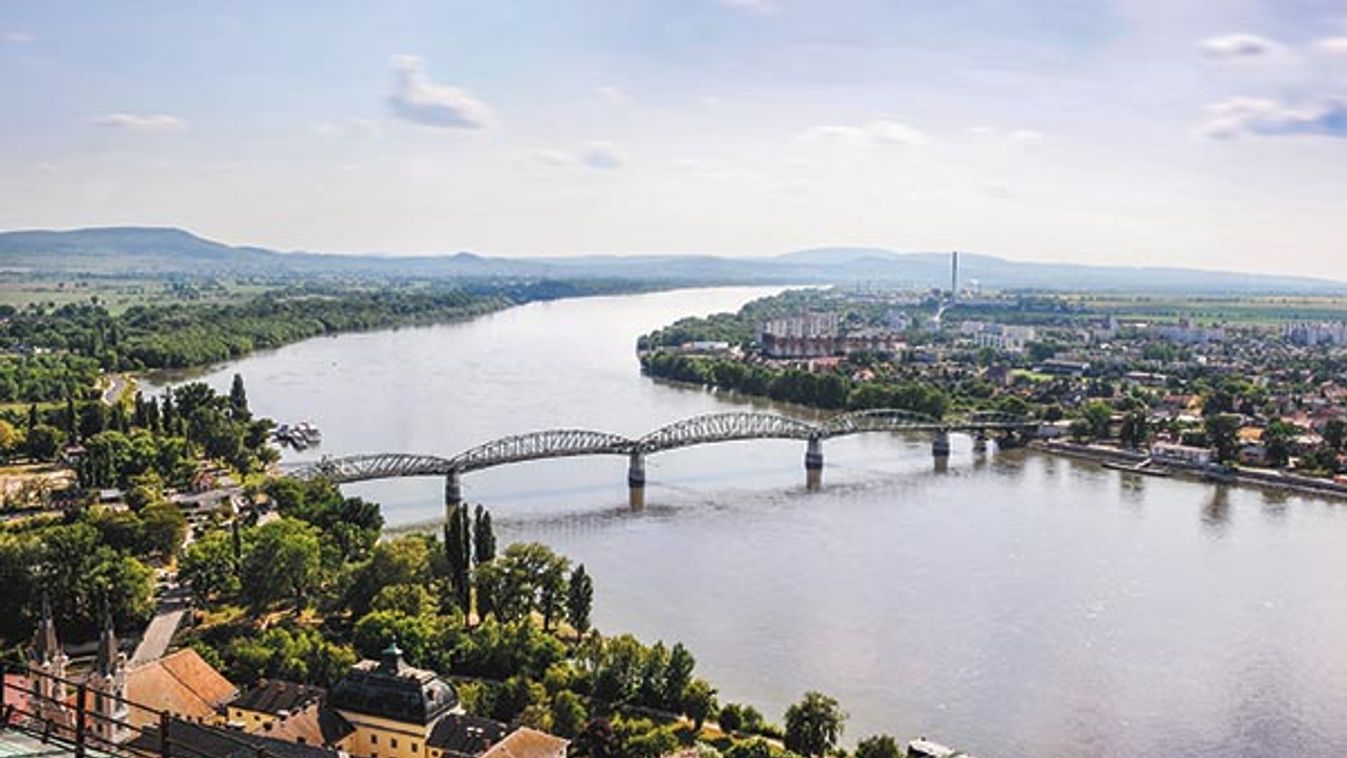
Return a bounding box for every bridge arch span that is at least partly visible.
[291,453,454,484]
[638,411,819,453]
[819,408,942,437]
[449,428,635,473]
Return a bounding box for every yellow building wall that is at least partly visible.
[228,705,278,733]
[335,710,433,758]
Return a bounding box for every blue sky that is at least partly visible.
[2,1,1345,275]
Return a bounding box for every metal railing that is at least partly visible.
[1,662,287,758]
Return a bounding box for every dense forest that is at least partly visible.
[0,279,664,402]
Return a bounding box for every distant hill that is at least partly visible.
[0,226,1341,295]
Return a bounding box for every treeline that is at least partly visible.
[0,503,188,645]
[641,351,950,418]
[177,480,724,752]
[0,279,676,387]
[0,378,275,481]
[0,353,102,403]
[0,290,505,372]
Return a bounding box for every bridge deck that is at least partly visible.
[290,408,1037,485]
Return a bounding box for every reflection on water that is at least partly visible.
[146,288,1347,758]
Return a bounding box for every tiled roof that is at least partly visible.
[125,649,239,727]
[479,727,569,758]
[128,718,342,758]
[232,679,325,716]
[427,713,510,756]
[263,703,355,748]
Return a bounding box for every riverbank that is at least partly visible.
[1033,439,1347,501]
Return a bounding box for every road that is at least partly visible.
[100,373,129,406]
[130,584,191,666]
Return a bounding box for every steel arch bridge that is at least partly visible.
[289,408,1037,487]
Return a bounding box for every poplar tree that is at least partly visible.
[444,505,472,612]
[567,563,594,638]
[229,374,251,421]
[473,505,496,566]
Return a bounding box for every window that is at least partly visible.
[371,734,379,745]
[391,738,399,748]
[412,743,419,753]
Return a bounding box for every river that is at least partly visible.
[147,287,1347,758]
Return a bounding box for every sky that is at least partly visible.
[1,0,1346,276]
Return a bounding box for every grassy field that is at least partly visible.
[0,276,273,314]
[1066,295,1347,325]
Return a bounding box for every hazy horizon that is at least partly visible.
[2,2,1345,276]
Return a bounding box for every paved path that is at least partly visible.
[100,373,128,406]
[131,585,190,665]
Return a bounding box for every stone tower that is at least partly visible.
[27,593,71,729]
[87,609,130,744]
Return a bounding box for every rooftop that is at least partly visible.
[327,644,457,726]
[232,679,325,717]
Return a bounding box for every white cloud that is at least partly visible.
[596,85,628,103]
[968,126,1045,147]
[718,0,777,15]
[1,31,33,44]
[1198,96,1347,139]
[524,149,577,168]
[526,142,625,170]
[313,118,382,139]
[387,55,494,129]
[1314,37,1347,55]
[796,120,926,148]
[92,113,187,131]
[1198,33,1282,59]
[579,141,625,169]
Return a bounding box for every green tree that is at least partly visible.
[567,563,594,638]
[1080,401,1113,441]
[1263,420,1298,468]
[0,419,19,460]
[241,518,323,609]
[474,505,496,566]
[664,642,696,711]
[1118,410,1150,450]
[139,502,187,556]
[26,423,63,460]
[550,690,588,738]
[783,691,847,757]
[1204,413,1241,462]
[1323,418,1346,451]
[229,373,251,421]
[444,504,472,612]
[682,678,718,731]
[345,536,433,617]
[718,703,744,733]
[180,530,240,604]
[855,735,902,758]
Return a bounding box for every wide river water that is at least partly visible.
[149,288,1347,758]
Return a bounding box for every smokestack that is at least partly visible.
[951,251,959,302]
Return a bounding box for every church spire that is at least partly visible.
[31,591,59,663]
[96,606,119,677]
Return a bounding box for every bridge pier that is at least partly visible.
[444,469,462,518]
[805,436,823,491]
[972,431,988,453]
[932,429,951,458]
[628,452,645,510]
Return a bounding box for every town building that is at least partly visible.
[1284,321,1347,346]
[1155,318,1223,345]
